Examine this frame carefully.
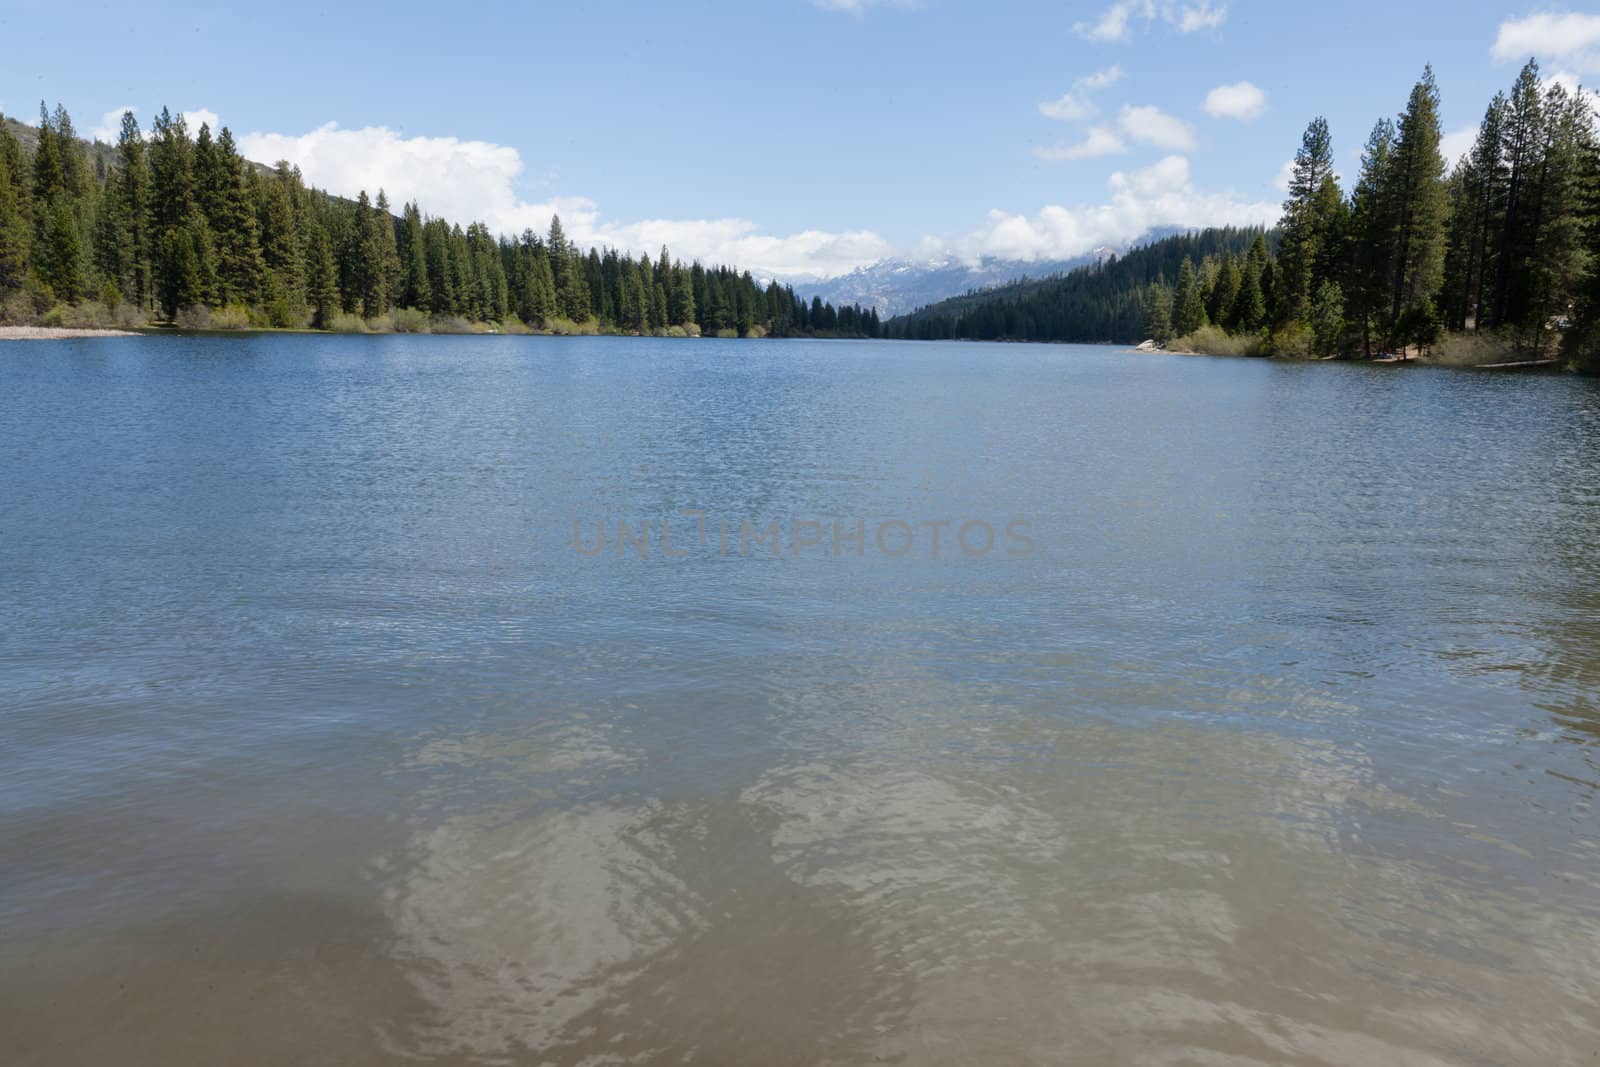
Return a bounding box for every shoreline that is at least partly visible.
[0,326,144,340]
[0,322,880,342]
[1135,342,1569,372]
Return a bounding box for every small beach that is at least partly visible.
[0,326,142,340]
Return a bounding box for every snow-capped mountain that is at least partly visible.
[788,248,1121,319]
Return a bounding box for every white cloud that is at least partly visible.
[1174,0,1227,32]
[228,117,1276,280]
[812,0,919,12]
[1439,124,1476,167]
[1273,159,1295,194]
[1118,104,1197,150]
[1548,70,1600,116]
[90,106,138,143]
[1202,80,1266,120]
[1039,95,1096,122]
[1039,65,1123,120]
[183,109,221,134]
[929,155,1277,264]
[1492,12,1600,73]
[1080,66,1124,91]
[90,105,221,144]
[1075,1,1227,42]
[1035,126,1128,161]
[237,121,892,279]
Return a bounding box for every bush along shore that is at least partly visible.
[0,105,880,340]
[887,59,1600,374]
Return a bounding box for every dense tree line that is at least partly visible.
[0,105,879,337]
[886,228,1270,343]
[890,60,1600,372]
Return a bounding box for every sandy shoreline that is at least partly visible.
[0,326,143,340]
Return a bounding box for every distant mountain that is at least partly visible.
[788,250,1120,319]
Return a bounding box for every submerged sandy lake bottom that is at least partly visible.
[3,334,1598,1064]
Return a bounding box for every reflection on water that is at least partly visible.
[3,335,1600,1065]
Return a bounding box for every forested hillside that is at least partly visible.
[888,60,1600,373]
[0,105,880,337]
[886,228,1271,343]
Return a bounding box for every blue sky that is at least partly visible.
[2,1,1596,277]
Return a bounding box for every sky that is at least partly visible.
[2,1,1597,279]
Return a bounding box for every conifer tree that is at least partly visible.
[1491,60,1545,330]
[304,220,339,328]
[1382,67,1450,341]
[1348,118,1397,355]
[37,195,84,302]
[1207,254,1240,327]
[400,202,430,309]
[1143,283,1174,343]
[1173,256,1206,336]
[112,111,151,309]
[1276,117,1337,320]
[0,117,31,291]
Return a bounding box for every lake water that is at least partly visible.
[3,334,1599,1065]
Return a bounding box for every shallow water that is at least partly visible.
[2,334,1598,1065]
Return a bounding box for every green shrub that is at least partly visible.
[175,305,212,330]
[110,303,146,329]
[265,298,299,329]
[57,302,120,328]
[547,316,599,336]
[209,304,251,330]
[391,307,431,333]
[1434,331,1515,367]
[1176,324,1269,357]
[26,278,55,314]
[40,305,66,328]
[1266,321,1314,359]
[328,312,367,333]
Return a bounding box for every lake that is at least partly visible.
[3,334,1598,1065]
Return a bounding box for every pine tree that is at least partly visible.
[0,117,31,292]
[258,165,305,323]
[1513,83,1595,356]
[304,220,339,328]
[113,111,152,309]
[1142,282,1174,343]
[1562,129,1600,372]
[32,102,64,209]
[400,202,430,309]
[1348,118,1397,355]
[669,261,695,326]
[374,191,403,311]
[1382,66,1450,345]
[148,108,199,317]
[1207,254,1240,326]
[1276,117,1337,321]
[155,227,200,318]
[1308,280,1346,356]
[36,195,84,302]
[1491,60,1545,330]
[1441,94,1508,331]
[1173,256,1206,336]
[1230,236,1270,331]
